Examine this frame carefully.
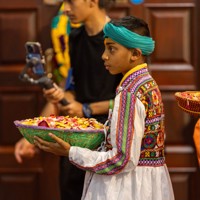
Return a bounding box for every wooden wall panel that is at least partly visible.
[162,92,191,144]
[170,173,190,200]
[0,92,43,145]
[0,11,36,63]
[150,65,195,88]
[0,146,60,200]
[0,173,39,200]
[147,6,193,63]
[165,146,197,199]
[110,3,131,19]
[145,3,195,89]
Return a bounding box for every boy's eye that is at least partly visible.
[108,46,115,53]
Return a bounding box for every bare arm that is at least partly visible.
[90,100,110,115]
[59,99,113,117]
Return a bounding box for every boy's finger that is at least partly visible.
[48,133,68,148]
[34,136,46,143]
[34,136,52,148]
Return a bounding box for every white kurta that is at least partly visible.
[69,93,174,200]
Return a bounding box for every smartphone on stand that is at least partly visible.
[25,42,45,76]
[24,41,69,106]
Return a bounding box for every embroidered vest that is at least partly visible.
[129,68,165,167]
[106,67,165,167]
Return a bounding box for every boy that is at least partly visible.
[35,15,175,200]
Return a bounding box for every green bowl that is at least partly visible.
[14,120,105,150]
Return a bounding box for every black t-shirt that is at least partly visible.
[69,26,121,122]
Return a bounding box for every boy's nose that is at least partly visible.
[102,53,108,61]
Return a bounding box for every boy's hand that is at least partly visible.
[34,133,71,157]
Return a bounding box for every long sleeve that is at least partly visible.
[69,90,146,175]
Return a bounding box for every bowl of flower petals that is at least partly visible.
[14,115,105,150]
[175,91,200,117]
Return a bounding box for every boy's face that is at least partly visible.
[102,38,134,75]
[63,0,92,24]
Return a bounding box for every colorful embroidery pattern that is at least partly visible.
[117,66,165,167]
[72,91,136,175]
[133,72,165,166]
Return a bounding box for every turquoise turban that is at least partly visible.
[103,23,155,56]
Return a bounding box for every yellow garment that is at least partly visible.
[119,63,147,86]
[193,119,200,166]
[51,2,81,82]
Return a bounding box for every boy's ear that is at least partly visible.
[130,48,142,61]
[90,0,98,7]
